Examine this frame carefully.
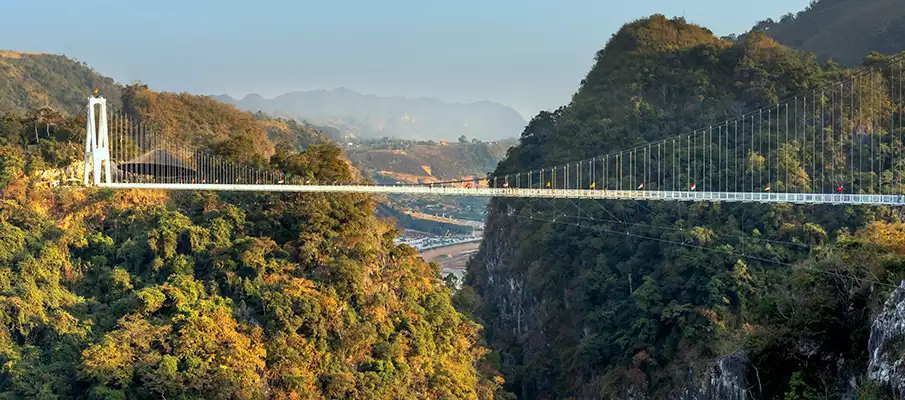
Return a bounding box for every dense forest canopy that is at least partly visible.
[498,17,823,174]
[0,75,507,398]
[468,15,905,399]
[7,5,905,399]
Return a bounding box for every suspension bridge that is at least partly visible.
[82,55,905,207]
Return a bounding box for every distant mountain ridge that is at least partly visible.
[212,88,526,142]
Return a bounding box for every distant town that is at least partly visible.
[394,219,484,283]
[393,224,482,252]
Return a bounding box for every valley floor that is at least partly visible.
[420,241,481,281]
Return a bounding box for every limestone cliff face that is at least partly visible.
[473,216,905,399]
[868,280,905,398]
[676,353,748,400]
[475,220,549,397]
[479,222,530,334]
[472,213,751,400]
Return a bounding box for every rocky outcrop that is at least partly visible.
[475,217,557,398]
[37,160,84,186]
[868,280,905,398]
[481,222,531,335]
[677,353,749,400]
[619,353,749,400]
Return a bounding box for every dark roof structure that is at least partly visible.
[118,149,196,178]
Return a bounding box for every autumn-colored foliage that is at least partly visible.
[0,88,502,399]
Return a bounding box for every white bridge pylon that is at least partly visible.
[84,97,112,186]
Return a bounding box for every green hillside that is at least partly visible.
[0,71,505,397]
[348,138,515,183]
[0,50,122,114]
[759,0,905,66]
[467,15,905,399]
[0,49,494,240]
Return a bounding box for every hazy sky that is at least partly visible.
[3,0,812,119]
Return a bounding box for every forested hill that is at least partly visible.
[496,15,819,172]
[0,80,506,397]
[758,0,905,66]
[347,138,516,183]
[0,50,123,114]
[0,51,335,153]
[467,15,905,399]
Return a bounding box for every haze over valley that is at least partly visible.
[214,89,527,142]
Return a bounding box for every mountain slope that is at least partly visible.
[760,0,905,66]
[0,57,505,398]
[214,88,527,142]
[348,139,515,183]
[0,50,122,114]
[468,15,905,399]
[122,84,276,165]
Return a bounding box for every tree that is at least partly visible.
[0,87,504,399]
[465,14,905,398]
[0,146,25,186]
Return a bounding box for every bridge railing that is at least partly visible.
[98,182,905,206]
[83,52,905,207]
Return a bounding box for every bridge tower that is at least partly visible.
[83,97,112,186]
